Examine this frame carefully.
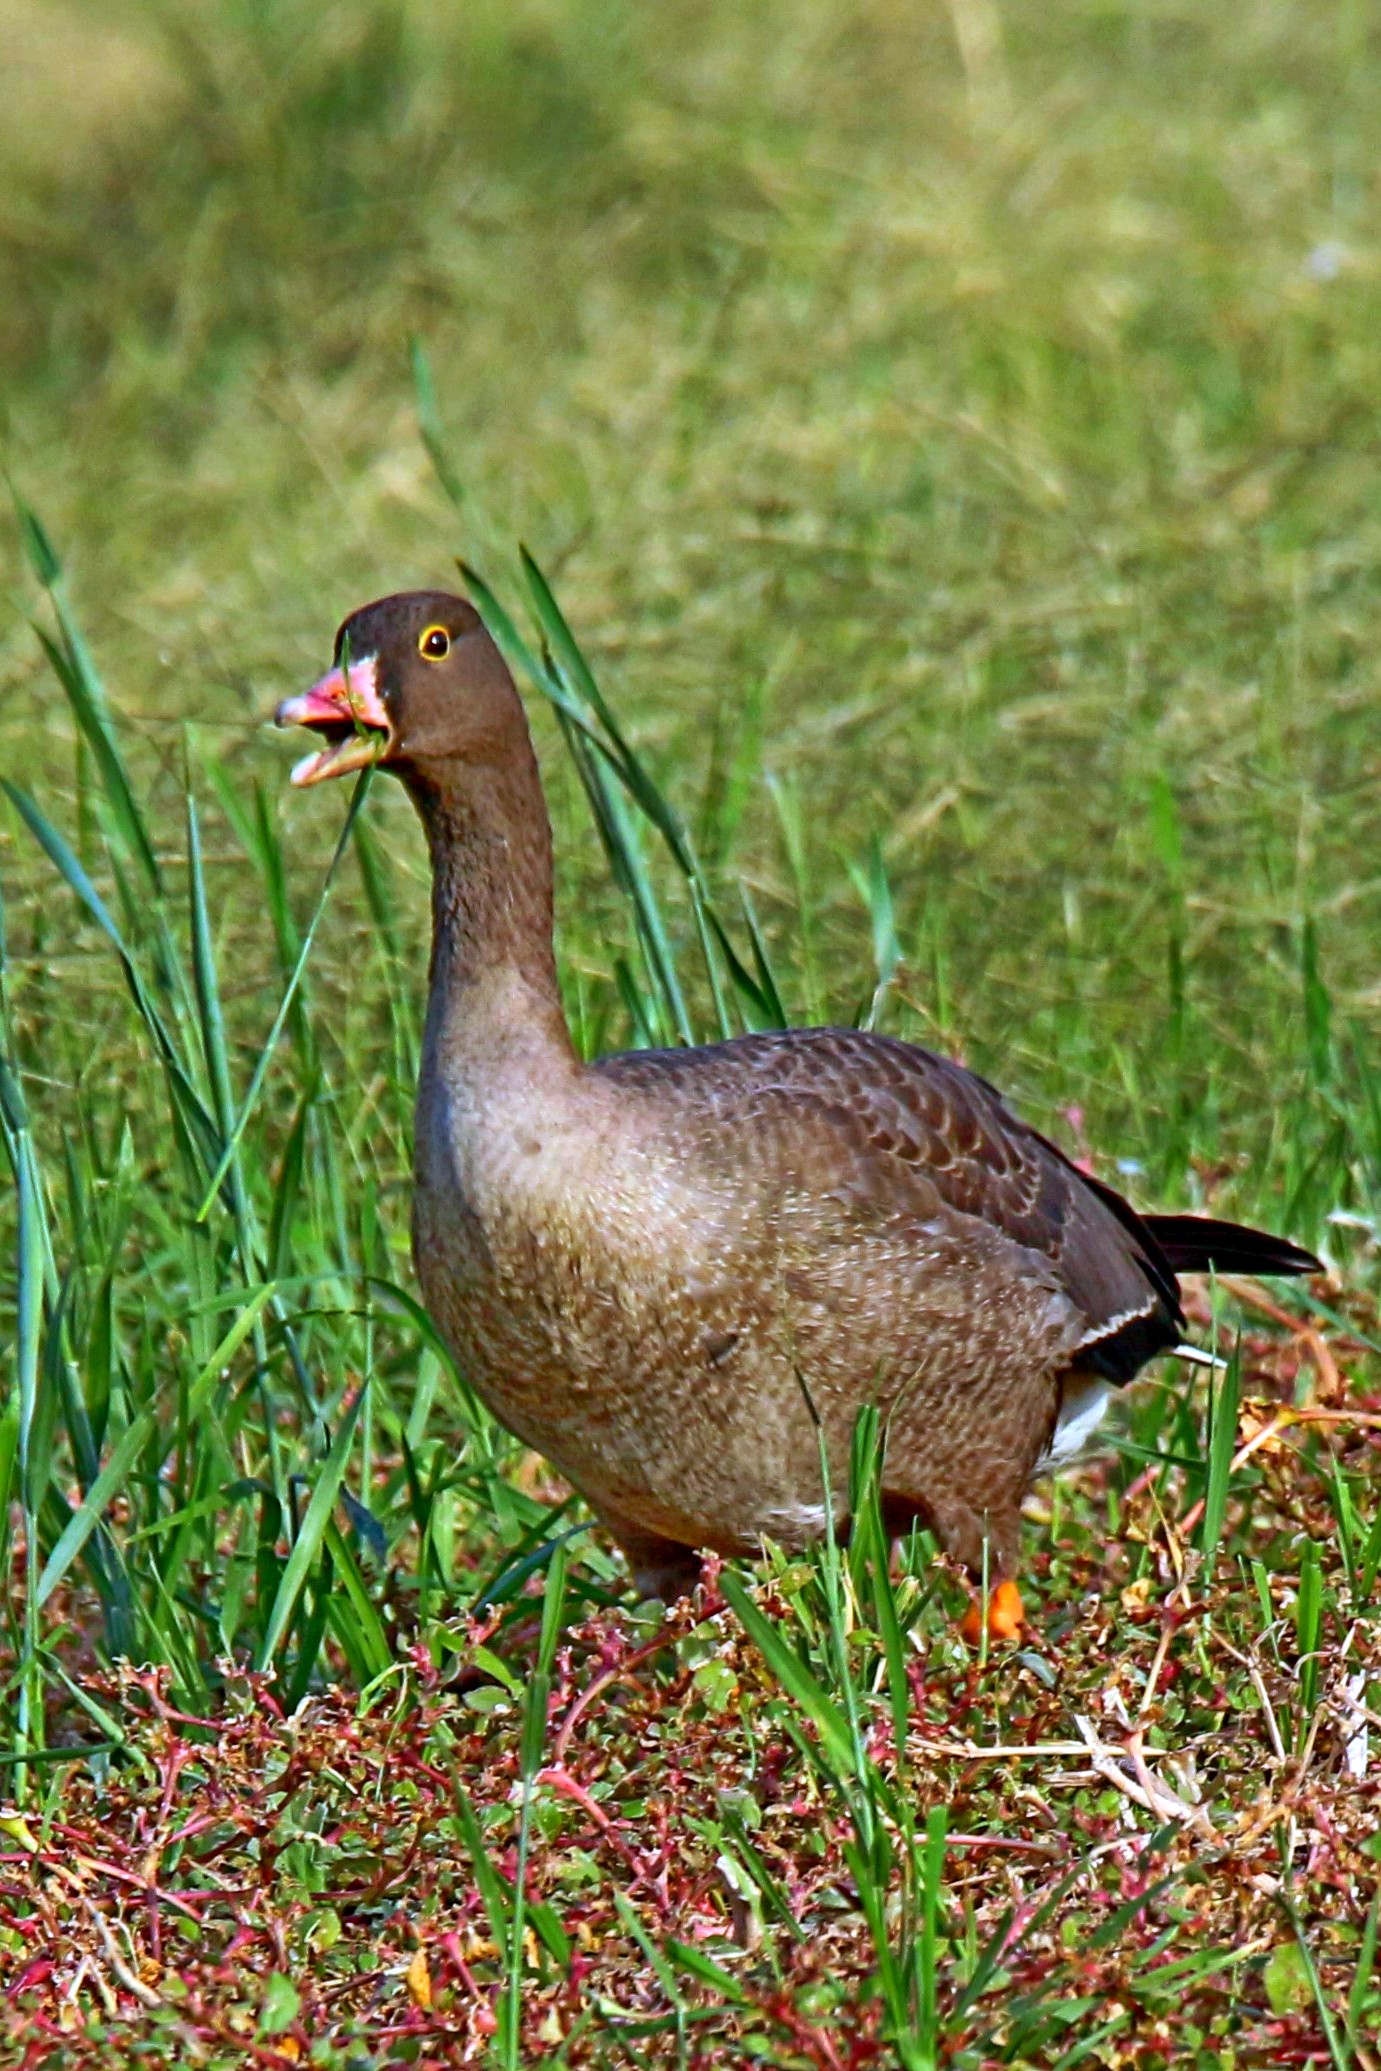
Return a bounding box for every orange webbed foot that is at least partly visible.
[958,1577,1024,1646]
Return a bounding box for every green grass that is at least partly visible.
[2,0,1381,2062]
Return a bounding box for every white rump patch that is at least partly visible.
[1168,1342,1227,1371]
[1038,1376,1112,1472]
[756,1502,829,1547]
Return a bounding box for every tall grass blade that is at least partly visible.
[1279,1885,1350,2071]
[196,766,373,1218]
[917,1805,947,2064]
[521,546,697,877]
[451,1779,512,1947]
[1358,1503,1381,1605]
[551,704,687,1043]
[1347,1891,1379,2059]
[718,1568,855,1777]
[1197,1334,1241,1570]
[410,337,465,512]
[1,1045,46,1794]
[848,834,900,1029]
[737,884,789,1029]
[321,1518,393,1683]
[500,1537,568,2068]
[1301,917,1333,1088]
[29,624,162,893]
[255,1380,369,1669]
[4,780,223,1176]
[13,492,161,894]
[611,1889,690,2063]
[1295,1539,1323,1733]
[703,901,785,1030]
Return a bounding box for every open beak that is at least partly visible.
[275,655,393,787]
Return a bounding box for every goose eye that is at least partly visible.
[419,625,451,660]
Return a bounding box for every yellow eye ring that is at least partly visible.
[419,625,451,660]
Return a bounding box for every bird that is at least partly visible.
[276,588,1320,1640]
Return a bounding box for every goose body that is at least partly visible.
[279,590,1318,1622]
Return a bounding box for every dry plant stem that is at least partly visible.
[1127,1727,1215,1838]
[1290,1406,1381,1428]
[938,1720,1217,1836]
[1250,1665,1287,1762]
[943,1833,1063,1854]
[930,1738,1094,1759]
[548,1626,678,1764]
[1072,1716,1217,1838]
[82,1901,161,2009]
[1134,1620,1178,1721]
[1219,1276,1342,1397]
[1179,1401,1381,1541]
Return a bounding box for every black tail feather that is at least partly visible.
[1141,1214,1320,1280]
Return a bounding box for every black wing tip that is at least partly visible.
[1253,1235,1323,1278]
[1142,1214,1322,1280]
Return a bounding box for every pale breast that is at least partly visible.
[410,1054,1085,1550]
[412,1063,801,1517]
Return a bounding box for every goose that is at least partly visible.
[277,590,1318,1638]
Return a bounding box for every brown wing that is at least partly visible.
[595,1026,1183,1383]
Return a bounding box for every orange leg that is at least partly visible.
[958,1577,1024,1646]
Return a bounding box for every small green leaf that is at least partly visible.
[1264,1939,1311,2015]
[259,1971,301,2034]
[692,1657,740,1715]
[307,1906,342,1953]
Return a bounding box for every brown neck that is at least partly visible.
[403,726,575,1076]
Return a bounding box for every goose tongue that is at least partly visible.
[275,654,391,786]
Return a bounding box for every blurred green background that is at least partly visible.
[3,0,1380,1224]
